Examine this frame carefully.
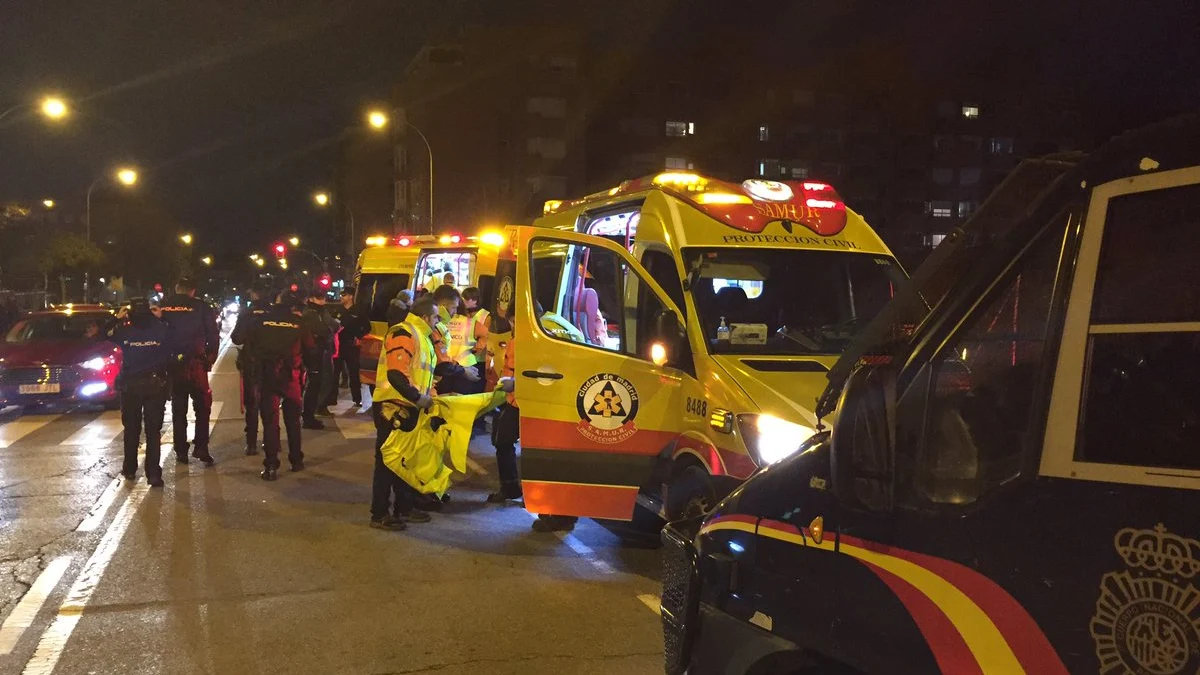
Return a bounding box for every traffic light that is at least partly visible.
[317,273,332,289]
[273,242,287,258]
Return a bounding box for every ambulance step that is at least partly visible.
[637,492,667,520]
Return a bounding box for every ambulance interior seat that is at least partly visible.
[714,286,750,327]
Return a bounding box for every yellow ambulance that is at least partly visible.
[354,231,508,386]
[497,172,907,523]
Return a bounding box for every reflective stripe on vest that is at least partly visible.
[372,315,435,404]
[446,308,489,366]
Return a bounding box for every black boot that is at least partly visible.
[193,446,215,466]
[260,467,278,481]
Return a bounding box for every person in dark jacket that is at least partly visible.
[159,277,219,464]
[111,298,173,486]
[245,292,316,480]
[231,283,270,455]
[300,289,339,429]
[332,287,370,410]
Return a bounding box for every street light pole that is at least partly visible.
[83,177,102,302]
[403,122,434,234]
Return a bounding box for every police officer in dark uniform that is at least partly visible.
[246,292,316,480]
[231,283,270,455]
[159,277,219,465]
[110,298,172,487]
[331,287,370,410]
[300,288,338,429]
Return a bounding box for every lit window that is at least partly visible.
[712,278,764,299]
[961,105,980,119]
[665,156,692,170]
[758,161,765,176]
[757,159,780,177]
[924,233,948,247]
[989,137,1014,154]
[958,201,978,218]
[758,124,770,142]
[666,120,694,137]
[790,165,810,179]
[932,201,953,218]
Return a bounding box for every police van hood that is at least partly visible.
[710,355,835,427]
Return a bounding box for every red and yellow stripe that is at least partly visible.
[699,516,1068,675]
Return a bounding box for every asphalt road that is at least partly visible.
[0,330,665,675]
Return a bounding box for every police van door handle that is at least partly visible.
[522,370,563,380]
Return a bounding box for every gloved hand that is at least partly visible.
[415,394,434,411]
[497,377,515,393]
[463,367,482,383]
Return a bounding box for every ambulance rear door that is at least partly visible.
[512,226,687,521]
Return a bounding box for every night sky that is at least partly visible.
[2,0,1197,261]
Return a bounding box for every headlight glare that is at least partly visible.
[737,413,815,466]
[80,357,107,371]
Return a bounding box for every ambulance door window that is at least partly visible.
[641,249,687,316]
[1076,182,1200,471]
[636,250,693,374]
[906,211,1071,505]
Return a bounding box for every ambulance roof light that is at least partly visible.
[544,199,564,214]
[806,198,838,209]
[365,236,387,247]
[438,234,451,245]
[449,234,462,244]
[397,236,412,247]
[479,231,505,247]
[654,172,705,190]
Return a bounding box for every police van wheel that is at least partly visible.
[665,465,716,522]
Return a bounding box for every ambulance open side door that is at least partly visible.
[511,227,687,521]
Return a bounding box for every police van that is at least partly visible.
[660,117,1200,674]
[493,172,906,523]
[353,231,507,386]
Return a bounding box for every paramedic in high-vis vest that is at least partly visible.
[370,292,476,530]
[444,286,489,396]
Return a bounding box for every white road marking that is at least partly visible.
[526,511,615,574]
[74,478,124,533]
[637,594,661,615]
[0,415,59,449]
[466,457,488,476]
[0,557,73,655]
[22,486,147,675]
[60,411,123,447]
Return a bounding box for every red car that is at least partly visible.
[0,306,123,410]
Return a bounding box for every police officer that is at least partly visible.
[247,292,315,480]
[332,287,370,410]
[301,288,339,429]
[231,283,270,455]
[486,315,522,505]
[111,298,172,487]
[160,277,219,465]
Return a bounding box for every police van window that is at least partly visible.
[909,215,1069,505]
[1076,182,1200,472]
[356,273,410,323]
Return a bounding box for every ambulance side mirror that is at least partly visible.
[830,364,897,513]
[650,309,686,367]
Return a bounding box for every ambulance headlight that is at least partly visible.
[737,414,815,467]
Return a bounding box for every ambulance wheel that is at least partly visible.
[665,465,716,522]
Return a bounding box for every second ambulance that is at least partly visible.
[498,172,907,523]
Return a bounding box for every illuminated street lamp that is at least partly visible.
[288,236,300,247]
[84,165,140,300]
[0,95,70,124]
[313,191,329,206]
[249,253,260,261]
[180,233,194,245]
[42,199,55,209]
[41,97,68,120]
[367,109,389,130]
[200,256,213,266]
[254,258,265,268]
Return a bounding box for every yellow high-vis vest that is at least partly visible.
[372,313,436,405]
[446,308,489,366]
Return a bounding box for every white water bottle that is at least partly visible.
[716,317,731,345]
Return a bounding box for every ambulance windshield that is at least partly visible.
[684,248,905,355]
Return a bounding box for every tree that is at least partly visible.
[37,233,105,303]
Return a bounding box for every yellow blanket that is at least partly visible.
[380,390,505,496]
